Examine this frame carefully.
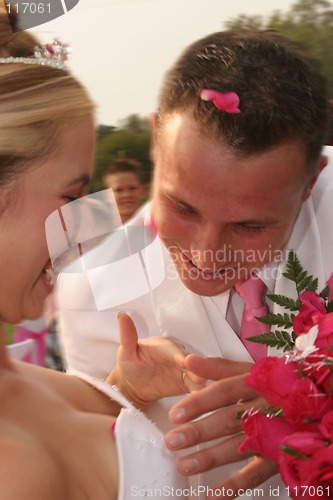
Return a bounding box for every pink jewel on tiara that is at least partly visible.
[34,39,70,65]
[200,89,241,114]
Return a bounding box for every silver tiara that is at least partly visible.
[0,39,69,69]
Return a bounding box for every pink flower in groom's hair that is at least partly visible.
[292,291,327,335]
[245,356,299,408]
[200,89,241,114]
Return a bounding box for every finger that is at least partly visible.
[174,434,252,476]
[166,397,263,450]
[168,374,259,423]
[174,354,207,386]
[183,354,253,381]
[182,370,207,392]
[187,370,207,386]
[117,312,138,355]
[174,352,187,369]
[207,456,278,499]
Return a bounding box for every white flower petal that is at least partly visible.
[295,324,319,358]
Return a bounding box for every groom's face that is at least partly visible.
[151,111,318,297]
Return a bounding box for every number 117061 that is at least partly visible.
[286,486,331,497]
[6,3,51,15]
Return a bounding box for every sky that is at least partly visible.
[29,0,298,126]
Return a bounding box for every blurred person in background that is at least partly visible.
[103,158,145,223]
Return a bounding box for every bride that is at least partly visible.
[0,9,201,499]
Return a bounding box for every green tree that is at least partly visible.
[225,0,333,97]
[96,124,117,141]
[117,113,149,132]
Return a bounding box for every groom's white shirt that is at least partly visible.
[57,146,333,499]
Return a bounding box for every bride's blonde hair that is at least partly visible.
[0,8,95,187]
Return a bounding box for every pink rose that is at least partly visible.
[240,411,296,461]
[301,444,333,499]
[301,354,333,393]
[292,291,326,335]
[278,431,327,493]
[315,313,333,350]
[245,356,300,407]
[319,411,333,440]
[282,377,333,425]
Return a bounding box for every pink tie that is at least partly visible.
[234,275,269,362]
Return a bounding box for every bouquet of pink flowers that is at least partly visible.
[239,251,333,499]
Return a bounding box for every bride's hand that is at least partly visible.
[105,313,205,410]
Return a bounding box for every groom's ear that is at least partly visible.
[302,155,328,201]
[149,112,158,141]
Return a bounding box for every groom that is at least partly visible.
[56,29,333,499]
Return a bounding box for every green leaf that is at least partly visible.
[265,406,283,417]
[283,250,302,281]
[327,301,333,313]
[320,286,329,300]
[236,409,247,420]
[298,275,318,293]
[256,312,293,329]
[280,445,308,460]
[282,250,318,295]
[247,330,294,351]
[266,293,301,311]
[255,314,274,325]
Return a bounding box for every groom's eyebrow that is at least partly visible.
[164,191,198,212]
